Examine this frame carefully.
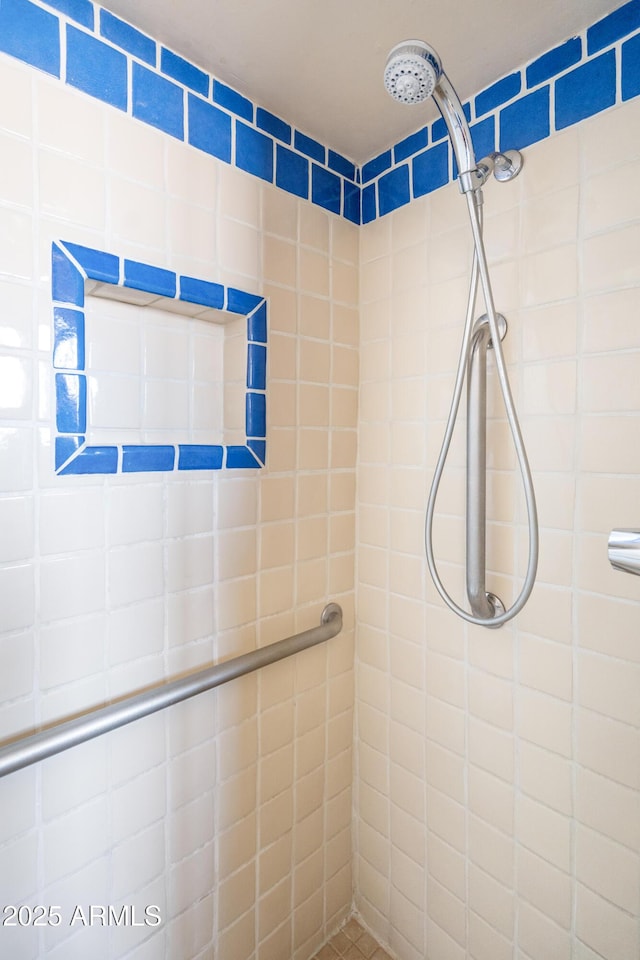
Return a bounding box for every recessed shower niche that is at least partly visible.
[51,241,267,475]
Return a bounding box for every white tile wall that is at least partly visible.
[0,13,639,960]
[0,49,357,960]
[356,93,640,960]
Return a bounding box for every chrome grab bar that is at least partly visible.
[0,603,343,779]
[466,313,507,622]
[608,529,640,576]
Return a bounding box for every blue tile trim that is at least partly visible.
[122,445,175,472]
[55,372,86,432]
[247,344,267,390]
[7,0,357,221]
[0,0,61,77]
[344,182,361,225]
[213,80,253,121]
[9,0,639,227]
[470,116,496,163]
[247,302,268,344]
[431,117,448,143]
[52,241,267,474]
[226,445,261,469]
[475,72,521,117]
[276,145,309,199]
[362,184,377,224]
[294,131,325,164]
[622,32,640,99]
[412,142,449,198]
[378,165,410,216]
[43,0,93,29]
[228,288,263,315]
[53,307,85,369]
[187,94,232,163]
[328,150,356,182]
[99,10,155,65]
[394,128,428,164]
[362,150,392,184]
[555,51,616,130]
[500,86,550,150]
[526,37,582,88]
[257,108,291,144]
[236,122,274,182]
[178,444,223,470]
[312,165,341,215]
[124,259,176,298]
[587,0,640,53]
[357,9,640,221]
[132,62,184,140]
[161,47,209,97]
[66,25,128,111]
[57,441,118,475]
[179,275,225,310]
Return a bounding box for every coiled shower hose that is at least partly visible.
[424,189,538,627]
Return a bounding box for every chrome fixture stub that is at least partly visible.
[608,529,640,576]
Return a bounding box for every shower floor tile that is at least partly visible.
[311,918,394,960]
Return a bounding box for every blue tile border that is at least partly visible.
[359,0,640,220]
[0,0,359,222]
[51,241,267,474]
[0,0,638,228]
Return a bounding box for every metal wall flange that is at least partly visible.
[485,592,506,628]
[492,149,523,182]
[473,312,508,348]
[321,602,343,625]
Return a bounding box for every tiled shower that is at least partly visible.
[0,0,638,958]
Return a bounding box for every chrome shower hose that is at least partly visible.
[424,190,539,627]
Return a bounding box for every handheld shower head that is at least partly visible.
[384,39,478,185]
[383,40,442,104]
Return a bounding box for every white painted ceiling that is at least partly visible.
[99,0,624,165]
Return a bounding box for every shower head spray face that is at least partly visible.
[383,40,442,104]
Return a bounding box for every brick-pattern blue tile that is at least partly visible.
[526,37,582,88]
[587,0,640,53]
[622,32,640,99]
[99,9,155,65]
[378,165,410,216]
[555,51,616,130]
[475,72,521,117]
[236,122,274,182]
[413,142,449,198]
[312,165,341,214]
[500,86,550,151]
[188,95,232,163]
[132,62,184,139]
[161,48,209,97]
[0,0,61,77]
[294,131,325,164]
[394,128,428,164]
[4,0,639,228]
[257,108,292,144]
[276,145,309,199]
[45,0,93,29]
[52,242,268,474]
[66,25,128,111]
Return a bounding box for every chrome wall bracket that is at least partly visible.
[459,150,524,194]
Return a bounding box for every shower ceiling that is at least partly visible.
[98,0,625,165]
